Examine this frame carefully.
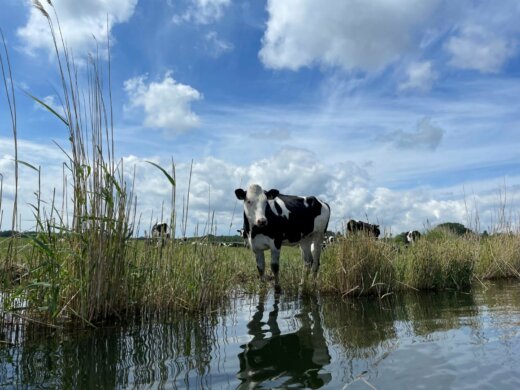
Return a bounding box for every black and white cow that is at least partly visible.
[152,223,168,237]
[346,219,380,238]
[406,230,421,245]
[151,223,169,246]
[237,293,331,388]
[237,228,249,247]
[322,235,336,249]
[235,184,330,291]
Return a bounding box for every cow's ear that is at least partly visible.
[265,189,279,200]
[235,189,246,200]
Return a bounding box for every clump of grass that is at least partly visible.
[126,243,256,315]
[320,234,395,297]
[395,232,475,291]
[476,233,520,280]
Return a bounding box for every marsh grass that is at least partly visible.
[476,233,520,279]
[319,229,517,298]
[320,234,396,297]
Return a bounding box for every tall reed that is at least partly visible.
[11,1,136,324]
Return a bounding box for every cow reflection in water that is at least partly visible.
[237,293,331,389]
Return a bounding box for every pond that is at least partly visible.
[1,280,520,389]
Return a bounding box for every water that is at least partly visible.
[1,281,520,389]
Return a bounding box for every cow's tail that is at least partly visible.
[323,201,331,233]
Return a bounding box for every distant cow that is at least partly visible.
[346,219,380,238]
[237,228,249,247]
[151,223,169,247]
[152,223,168,237]
[235,184,330,291]
[406,230,421,245]
[322,235,335,248]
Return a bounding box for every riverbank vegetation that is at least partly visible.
[2,229,520,327]
[1,2,519,329]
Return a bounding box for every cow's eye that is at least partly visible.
[246,200,252,205]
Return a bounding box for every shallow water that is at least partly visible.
[1,280,520,389]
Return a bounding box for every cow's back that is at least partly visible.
[250,194,329,246]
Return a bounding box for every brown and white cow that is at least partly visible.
[235,184,330,291]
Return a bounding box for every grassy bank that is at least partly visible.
[318,230,520,297]
[2,230,520,327]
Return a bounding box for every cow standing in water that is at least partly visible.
[235,184,331,292]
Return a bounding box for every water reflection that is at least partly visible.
[1,313,223,389]
[1,282,520,389]
[237,292,331,389]
[400,290,479,336]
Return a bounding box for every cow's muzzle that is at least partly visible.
[256,218,268,227]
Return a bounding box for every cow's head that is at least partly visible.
[373,225,381,237]
[235,184,279,228]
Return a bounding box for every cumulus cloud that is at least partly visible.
[1,137,518,236]
[399,61,437,92]
[173,0,231,24]
[242,147,333,197]
[124,72,202,135]
[259,0,439,72]
[381,117,444,150]
[18,0,138,58]
[446,25,516,73]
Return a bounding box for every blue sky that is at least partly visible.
[1,0,519,236]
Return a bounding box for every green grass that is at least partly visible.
[3,231,520,327]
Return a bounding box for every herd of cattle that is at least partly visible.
[150,184,422,292]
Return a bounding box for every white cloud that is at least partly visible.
[399,61,437,92]
[124,72,202,135]
[204,31,233,57]
[259,0,440,72]
[0,137,72,231]
[381,117,444,150]
[242,147,333,197]
[1,137,518,236]
[173,0,231,24]
[33,95,64,117]
[18,0,138,58]
[446,25,516,73]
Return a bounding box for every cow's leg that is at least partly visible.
[254,250,266,281]
[270,248,281,293]
[310,235,324,283]
[299,240,313,286]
